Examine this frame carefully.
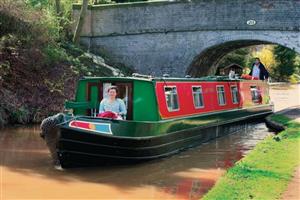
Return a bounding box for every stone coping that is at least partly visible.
[265,106,300,132]
[73,1,187,10]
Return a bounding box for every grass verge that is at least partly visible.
[202,114,300,200]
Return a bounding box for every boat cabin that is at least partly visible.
[65,76,270,122]
[216,64,244,76]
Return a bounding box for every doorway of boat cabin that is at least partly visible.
[88,81,132,120]
[87,82,101,116]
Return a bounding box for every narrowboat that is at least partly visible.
[41,74,273,167]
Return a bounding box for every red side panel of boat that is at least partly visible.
[155,81,268,119]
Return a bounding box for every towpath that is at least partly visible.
[277,106,300,200]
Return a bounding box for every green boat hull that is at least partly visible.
[57,104,273,167]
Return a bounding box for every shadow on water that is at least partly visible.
[0,122,274,199]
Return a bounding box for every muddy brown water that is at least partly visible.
[0,123,273,200]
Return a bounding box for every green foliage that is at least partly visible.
[0,61,10,77]
[114,0,147,3]
[240,45,300,82]
[25,0,49,8]
[271,114,300,139]
[289,74,300,84]
[273,46,298,81]
[203,115,300,200]
[250,45,276,72]
[10,106,31,124]
[58,0,77,40]
[294,55,300,77]
[23,0,75,42]
[62,42,85,57]
[42,44,69,65]
[218,48,250,69]
[270,114,291,125]
[0,0,133,127]
[92,0,114,4]
[37,10,62,42]
[92,0,147,4]
[0,0,60,47]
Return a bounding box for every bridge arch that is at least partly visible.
[187,32,300,77]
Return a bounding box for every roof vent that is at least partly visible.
[162,74,170,78]
[185,75,191,78]
[132,73,152,79]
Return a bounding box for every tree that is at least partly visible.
[55,0,61,16]
[73,0,89,45]
[294,55,300,75]
[251,45,276,72]
[273,46,297,81]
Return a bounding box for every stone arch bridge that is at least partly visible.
[74,0,300,77]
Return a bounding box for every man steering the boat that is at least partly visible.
[98,86,127,119]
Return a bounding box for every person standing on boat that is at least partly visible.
[249,57,269,80]
[99,86,127,119]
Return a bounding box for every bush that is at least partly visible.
[289,74,300,84]
[10,106,31,124]
[43,44,69,65]
[0,107,8,128]
[0,0,133,127]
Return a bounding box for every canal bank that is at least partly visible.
[203,106,300,200]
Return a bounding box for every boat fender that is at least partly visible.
[40,113,65,138]
[40,113,65,166]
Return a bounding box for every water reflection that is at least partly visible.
[0,123,273,199]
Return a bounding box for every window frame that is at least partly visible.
[230,85,239,104]
[216,85,226,106]
[250,85,261,103]
[192,85,205,109]
[164,85,180,112]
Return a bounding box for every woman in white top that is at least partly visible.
[99,86,127,117]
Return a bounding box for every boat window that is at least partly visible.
[217,86,226,105]
[164,86,179,111]
[230,85,239,104]
[192,86,204,108]
[250,86,261,103]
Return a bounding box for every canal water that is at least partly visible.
[0,122,273,199]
